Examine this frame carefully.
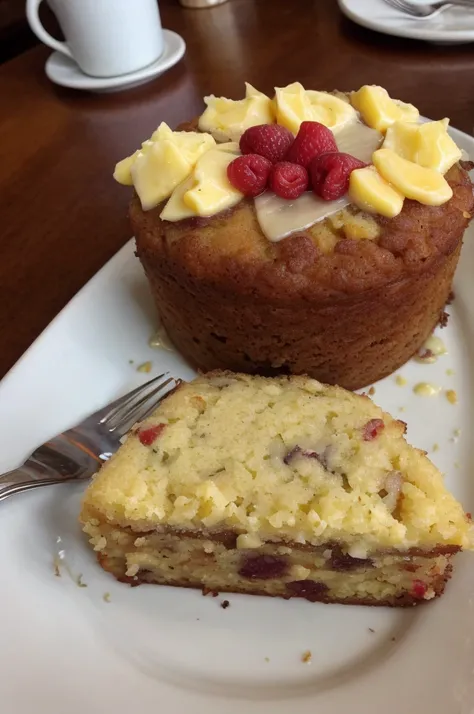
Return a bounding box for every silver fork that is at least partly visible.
[383,0,474,18]
[0,373,179,502]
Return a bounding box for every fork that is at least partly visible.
[0,372,179,502]
[384,0,474,18]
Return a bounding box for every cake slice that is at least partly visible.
[80,372,473,606]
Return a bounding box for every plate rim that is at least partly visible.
[338,0,474,42]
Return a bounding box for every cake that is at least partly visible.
[114,83,474,390]
[80,372,473,606]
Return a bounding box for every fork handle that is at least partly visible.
[0,461,71,502]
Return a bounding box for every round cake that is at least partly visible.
[116,83,474,389]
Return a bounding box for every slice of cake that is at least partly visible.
[80,372,473,606]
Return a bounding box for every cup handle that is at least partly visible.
[26,0,73,58]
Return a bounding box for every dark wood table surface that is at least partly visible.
[2,0,474,380]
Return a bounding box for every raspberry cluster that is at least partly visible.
[227,122,365,201]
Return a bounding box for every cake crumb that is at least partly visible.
[128,359,134,365]
[463,211,471,219]
[137,361,152,373]
[76,574,87,588]
[264,657,270,663]
[391,636,396,642]
[432,443,439,452]
[454,461,460,469]
[53,556,61,577]
[301,650,312,664]
[221,600,230,609]
[446,368,455,376]
[395,375,407,387]
[368,386,375,396]
[439,311,449,328]
[398,406,405,412]
[413,382,440,397]
[445,389,457,405]
[103,592,111,603]
[368,628,375,633]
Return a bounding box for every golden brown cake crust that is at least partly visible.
[131,162,473,389]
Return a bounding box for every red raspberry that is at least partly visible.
[362,419,385,441]
[269,161,309,200]
[227,154,272,197]
[138,423,166,446]
[239,124,294,164]
[285,121,338,168]
[411,580,427,599]
[311,152,366,201]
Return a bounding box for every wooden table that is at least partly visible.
[2,0,474,379]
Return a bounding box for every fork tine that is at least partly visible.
[129,378,181,424]
[98,372,168,425]
[383,0,423,15]
[109,376,179,437]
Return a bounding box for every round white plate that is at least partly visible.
[1,126,474,714]
[45,29,186,93]
[339,0,474,43]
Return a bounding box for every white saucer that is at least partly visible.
[45,29,186,93]
[338,0,474,44]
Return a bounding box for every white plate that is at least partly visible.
[339,0,474,43]
[1,126,474,714]
[45,29,185,93]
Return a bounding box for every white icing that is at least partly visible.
[335,122,383,164]
[255,191,349,243]
[255,122,383,243]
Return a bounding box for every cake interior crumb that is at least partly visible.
[103,592,111,603]
[395,375,407,387]
[137,361,152,373]
[264,657,270,663]
[302,650,312,664]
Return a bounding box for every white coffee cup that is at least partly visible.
[26,0,164,78]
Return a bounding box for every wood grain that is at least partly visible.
[1,0,474,378]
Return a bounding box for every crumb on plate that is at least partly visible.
[445,389,457,405]
[76,574,87,588]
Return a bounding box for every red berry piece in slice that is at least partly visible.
[411,579,427,599]
[285,121,338,168]
[269,161,309,200]
[362,418,385,441]
[311,152,366,201]
[227,154,272,197]
[239,124,294,163]
[138,423,166,446]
